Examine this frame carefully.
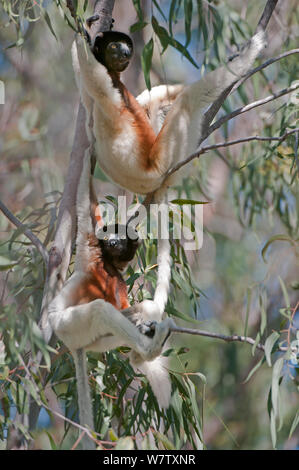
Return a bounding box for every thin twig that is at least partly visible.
[0,199,49,265]
[16,350,99,446]
[170,326,265,351]
[209,82,299,137]
[170,325,297,353]
[232,48,299,93]
[166,128,299,178]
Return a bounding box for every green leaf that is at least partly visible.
[262,234,297,262]
[264,332,280,367]
[152,16,170,50]
[289,410,299,438]
[243,356,264,383]
[184,0,193,47]
[167,305,198,323]
[271,357,284,421]
[141,38,154,90]
[115,437,134,450]
[153,430,175,450]
[168,35,198,68]
[171,198,210,205]
[130,21,148,33]
[152,14,198,68]
[153,0,167,22]
[259,293,267,336]
[244,287,252,337]
[169,0,178,36]
[132,0,143,21]
[45,431,58,450]
[0,255,18,270]
[43,11,58,41]
[270,409,277,449]
[278,276,291,309]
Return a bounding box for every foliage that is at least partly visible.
[0,0,298,451]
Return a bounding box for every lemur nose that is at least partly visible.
[109,239,117,247]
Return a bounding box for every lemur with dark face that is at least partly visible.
[49,14,267,448]
[71,19,267,329]
[73,20,266,195]
[48,150,174,449]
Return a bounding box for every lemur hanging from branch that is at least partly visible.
[70,18,267,324]
[49,2,271,448]
[48,150,175,449]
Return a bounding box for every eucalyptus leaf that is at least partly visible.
[271,357,284,419]
[141,38,154,90]
[264,332,280,367]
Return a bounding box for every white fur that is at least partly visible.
[74,31,266,195]
[130,354,172,409]
[48,150,176,448]
[64,30,267,438]
[136,84,184,134]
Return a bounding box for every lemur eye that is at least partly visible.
[110,43,118,49]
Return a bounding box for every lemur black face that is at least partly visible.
[98,224,139,268]
[92,31,134,73]
[104,41,133,72]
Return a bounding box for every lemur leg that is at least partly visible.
[49,296,174,360]
[149,30,267,174]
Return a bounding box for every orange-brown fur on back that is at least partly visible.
[109,72,159,171]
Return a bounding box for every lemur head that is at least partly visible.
[97,224,139,270]
[92,31,134,72]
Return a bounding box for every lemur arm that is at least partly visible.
[72,34,121,108]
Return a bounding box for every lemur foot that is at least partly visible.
[86,14,100,28]
[86,14,114,30]
[145,317,176,360]
[137,320,157,338]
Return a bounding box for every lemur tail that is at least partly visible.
[186,30,267,112]
[75,149,94,272]
[131,354,172,409]
[73,348,96,450]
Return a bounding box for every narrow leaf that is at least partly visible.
[171,198,209,205]
[184,0,193,47]
[264,332,280,367]
[262,234,297,262]
[271,357,284,419]
[289,410,299,438]
[43,11,58,41]
[243,356,264,383]
[141,38,154,90]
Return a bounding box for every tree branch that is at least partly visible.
[256,0,278,33]
[40,0,116,338]
[0,199,49,265]
[166,128,299,178]
[146,0,280,208]
[170,326,265,352]
[170,324,297,354]
[6,0,116,450]
[199,0,279,144]
[232,48,299,93]
[209,75,299,137]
